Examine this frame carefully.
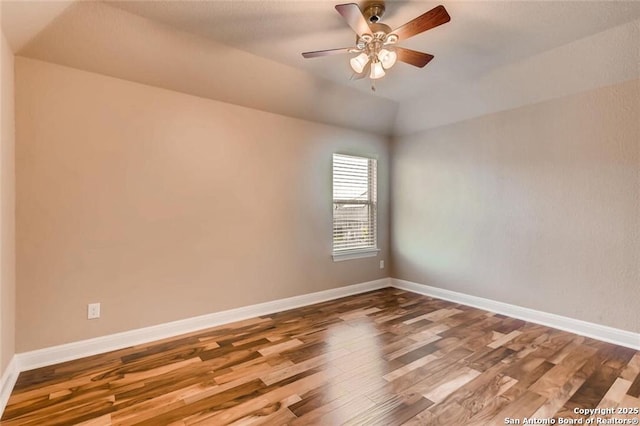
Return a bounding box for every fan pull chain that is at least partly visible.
[371,79,376,92]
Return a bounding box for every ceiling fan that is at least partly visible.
[302,2,450,85]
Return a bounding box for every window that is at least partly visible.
[332,153,378,261]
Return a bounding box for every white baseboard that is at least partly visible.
[392,278,640,351]
[0,356,19,416]
[17,278,391,373]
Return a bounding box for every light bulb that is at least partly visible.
[378,49,397,69]
[370,61,386,79]
[350,52,369,74]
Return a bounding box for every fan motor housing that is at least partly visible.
[369,22,392,35]
[363,2,386,24]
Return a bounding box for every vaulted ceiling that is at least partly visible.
[3,1,640,136]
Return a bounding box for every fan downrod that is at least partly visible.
[362,2,386,24]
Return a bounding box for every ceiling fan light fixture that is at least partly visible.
[360,34,374,43]
[378,48,397,69]
[370,60,386,79]
[303,3,451,86]
[384,34,399,44]
[350,52,370,74]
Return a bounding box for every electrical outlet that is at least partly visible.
[88,303,101,319]
[380,260,384,269]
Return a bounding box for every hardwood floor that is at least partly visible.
[2,288,639,425]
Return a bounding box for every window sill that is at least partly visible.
[332,248,380,262]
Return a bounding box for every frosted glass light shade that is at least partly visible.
[350,53,370,74]
[378,49,397,69]
[370,61,386,79]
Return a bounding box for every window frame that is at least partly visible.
[331,153,379,262]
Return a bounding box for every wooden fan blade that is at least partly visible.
[396,47,434,68]
[391,5,450,41]
[302,48,351,58]
[335,3,372,37]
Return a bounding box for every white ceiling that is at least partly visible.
[109,0,640,102]
[2,1,640,135]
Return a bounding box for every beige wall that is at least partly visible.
[391,78,640,333]
[1,28,16,372]
[15,58,390,352]
[12,52,639,354]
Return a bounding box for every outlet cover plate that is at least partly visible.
[88,303,101,319]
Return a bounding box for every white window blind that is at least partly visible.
[332,154,377,256]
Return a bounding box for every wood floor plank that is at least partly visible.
[383,354,437,382]
[287,381,351,417]
[620,353,640,381]
[528,343,598,398]
[429,358,517,419]
[627,371,640,397]
[343,393,433,426]
[2,288,638,425]
[594,377,633,411]
[459,358,556,424]
[290,394,375,425]
[425,401,472,426]
[487,330,523,349]
[423,367,481,403]
[491,390,547,423]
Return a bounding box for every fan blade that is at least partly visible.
[302,48,351,58]
[391,5,450,41]
[396,47,434,68]
[335,3,372,37]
